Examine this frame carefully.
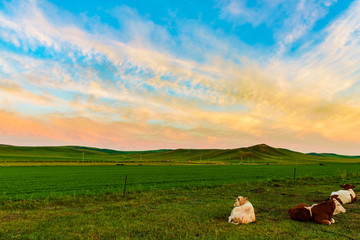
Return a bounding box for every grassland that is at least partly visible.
[1,144,360,239]
[0,174,359,239]
[1,164,360,201]
[1,144,360,165]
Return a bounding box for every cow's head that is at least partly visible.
[332,199,346,215]
[340,184,356,190]
[234,196,248,207]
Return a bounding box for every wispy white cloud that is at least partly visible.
[216,0,288,27]
[216,0,338,53]
[277,0,338,53]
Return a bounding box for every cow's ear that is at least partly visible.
[340,185,345,188]
[351,185,356,189]
[244,197,248,201]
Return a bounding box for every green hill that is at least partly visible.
[0,143,359,165]
[308,152,360,159]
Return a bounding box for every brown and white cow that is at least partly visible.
[288,198,346,225]
[330,184,357,204]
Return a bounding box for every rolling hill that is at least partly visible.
[308,152,360,159]
[0,143,359,165]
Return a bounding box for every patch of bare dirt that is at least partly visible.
[250,187,267,193]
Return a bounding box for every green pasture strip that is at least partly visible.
[1,144,360,164]
[0,164,360,201]
[0,175,359,239]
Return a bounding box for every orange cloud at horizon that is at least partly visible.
[0,110,230,150]
[1,109,360,155]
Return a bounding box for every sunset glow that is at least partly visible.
[0,0,359,154]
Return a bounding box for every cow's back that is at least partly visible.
[331,190,352,204]
[289,204,312,222]
[229,202,255,224]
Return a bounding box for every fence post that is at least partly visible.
[123,174,127,197]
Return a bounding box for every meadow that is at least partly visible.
[0,173,359,239]
[1,145,360,239]
[1,164,360,201]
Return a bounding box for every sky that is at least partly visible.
[0,0,359,154]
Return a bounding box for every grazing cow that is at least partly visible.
[330,184,357,204]
[228,196,256,224]
[288,199,346,225]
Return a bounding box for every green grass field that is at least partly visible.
[1,145,360,239]
[0,173,359,239]
[1,164,360,201]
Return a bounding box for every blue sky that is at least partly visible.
[0,0,359,154]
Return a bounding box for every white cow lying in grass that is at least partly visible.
[330,184,357,205]
[228,196,256,224]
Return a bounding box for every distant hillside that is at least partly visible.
[308,152,360,159]
[0,143,359,165]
